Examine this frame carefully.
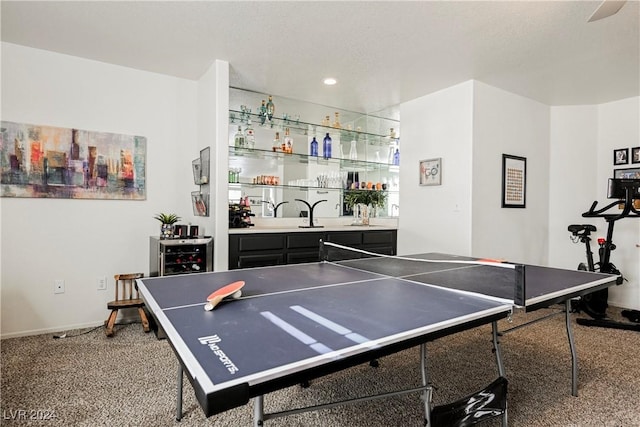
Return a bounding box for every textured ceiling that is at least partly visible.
[1,1,639,114]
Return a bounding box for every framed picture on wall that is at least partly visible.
[614,167,640,179]
[613,148,629,165]
[419,158,441,186]
[632,147,640,164]
[501,154,526,208]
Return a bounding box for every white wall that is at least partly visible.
[0,43,199,337]
[398,81,474,255]
[597,97,640,310]
[471,82,550,265]
[548,105,599,269]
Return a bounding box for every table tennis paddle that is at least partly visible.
[204,280,245,311]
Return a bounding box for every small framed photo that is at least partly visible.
[632,147,640,164]
[614,148,629,165]
[419,158,441,186]
[502,154,526,208]
[614,167,640,179]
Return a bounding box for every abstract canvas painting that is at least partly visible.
[1,121,146,200]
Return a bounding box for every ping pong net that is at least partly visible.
[319,240,527,306]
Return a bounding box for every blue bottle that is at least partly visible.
[310,137,318,156]
[323,133,332,159]
[393,148,400,166]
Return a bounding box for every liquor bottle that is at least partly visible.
[283,128,293,153]
[234,125,245,148]
[272,132,281,152]
[390,128,396,139]
[310,137,318,156]
[323,133,332,159]
[393,147,400,166]
[266,95,275,120]
[259,100,267,125]
[245,119,255,149]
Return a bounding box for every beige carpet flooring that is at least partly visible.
[2,307,639,426]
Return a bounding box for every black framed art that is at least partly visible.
[614,148,629,166]
[501,154,526,208]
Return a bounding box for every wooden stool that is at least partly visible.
[105,273,150,337]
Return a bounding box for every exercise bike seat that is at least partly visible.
[568,224,596,235]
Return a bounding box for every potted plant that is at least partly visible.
[344,190,387,225]
[154,213,181,239]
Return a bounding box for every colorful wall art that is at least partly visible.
[1,121,146,200]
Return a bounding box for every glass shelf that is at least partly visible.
[230,110,399,148]
[229,146,398,170]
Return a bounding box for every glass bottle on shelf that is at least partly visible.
[310,136,318,156]
[321,115,330,127]
[234,125,245,148]
[323,133,332,159]
[390,128,396,139]
[332,112,341,129]
[272,132,281,152]
[393,147,400,166]
[349,138,358,161]
[283,128,293,153]
[245,120,255,149]
[266,95,275,120]
[259,100,267,125]
[388,143,396,164]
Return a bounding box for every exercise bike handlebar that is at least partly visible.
[582,180,640,221]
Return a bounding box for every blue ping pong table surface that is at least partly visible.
[137,253,617,418]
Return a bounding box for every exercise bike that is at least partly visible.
[568,178,640,331]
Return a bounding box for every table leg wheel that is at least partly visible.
[369,359,379,368]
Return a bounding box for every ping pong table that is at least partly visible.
[137,245,618,426]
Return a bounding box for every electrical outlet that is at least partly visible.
[97,276,107,290]
[54,279,65,294]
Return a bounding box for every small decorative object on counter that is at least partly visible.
[154,213,181,239]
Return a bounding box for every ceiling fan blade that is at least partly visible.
[588,0,627,22]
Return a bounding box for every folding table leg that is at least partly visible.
[176,364,184,421]
[253,395,264,426]
[419,343,433,426]
[492,321,508,426]
[565,300,578,396]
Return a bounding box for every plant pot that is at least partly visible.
[160,224,174,239]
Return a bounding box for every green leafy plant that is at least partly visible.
[153,213,181,225]
[344,190,387,209]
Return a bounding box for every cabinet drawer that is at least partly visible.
[237,253,285,269]
[362,230,396,245]
[287,250,320,264]
[237,234,285,252]
[325,231,362,246]
[287,233,324,249]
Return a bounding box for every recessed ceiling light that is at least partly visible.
[323,78,337,86]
